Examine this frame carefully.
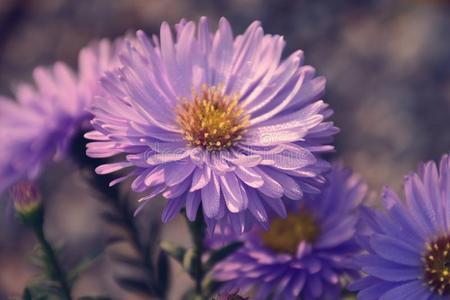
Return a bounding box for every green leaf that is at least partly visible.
[201,277,223,298]
[205,241,243,272]
[182,249,198,277]
[156,251,170,297]
[110,253,146,269]
[67,257,97,283]
[181,289,202,300]
[146,219,161,252]
[115,277,152,295]
[24,281,64,300]
[160,240,186,264]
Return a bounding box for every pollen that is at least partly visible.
[260,210,320,255]
[176,85,249,151]
[423,236,450,296]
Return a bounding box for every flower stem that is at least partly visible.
[69,131,162,298]
[32,224,72,300]
[186,211,206,298]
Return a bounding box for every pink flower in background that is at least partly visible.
[0,39,121,195]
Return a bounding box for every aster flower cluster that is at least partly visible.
[0,15,449,300]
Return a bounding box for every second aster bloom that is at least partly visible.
[351,154,450,299]
[213,164,367,299]
[0,39,120,195]
[86,17,337,233]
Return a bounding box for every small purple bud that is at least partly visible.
[10,181,42,225]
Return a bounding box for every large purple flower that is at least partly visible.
[86,17,337,233]
[0,39,120,195]
[351,154,450,300]
[213,164,367,299]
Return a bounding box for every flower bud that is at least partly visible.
[10,181,43,226]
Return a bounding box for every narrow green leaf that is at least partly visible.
[205,241,243,272]
[181,289,201,300]
[201,277,223,298]
[182,249,197,277]
[110,253,145,269]
[115,277,152,295]
[157,251,170,297]
[160,240,186,264]
[67,257,96,283]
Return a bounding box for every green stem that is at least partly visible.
[186,212,206,298]
[33,225,72,300]
[69,131,162,298]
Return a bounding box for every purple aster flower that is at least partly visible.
[86,17,337,234]
[351,153,450,300]
[212,163,367,299]
[0,39,121,195]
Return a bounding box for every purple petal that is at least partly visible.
[186,192,201,221]
[220,173,247,213]
[164,161,196,186]
[201,173,220,218]
[162,196,184,223]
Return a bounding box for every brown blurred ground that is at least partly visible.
[0,0,449,299]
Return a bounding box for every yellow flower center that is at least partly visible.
[176,85,249,151]
[260,211,320,255]
[424,236,450,296]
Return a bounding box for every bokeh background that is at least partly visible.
[0,0,449,299]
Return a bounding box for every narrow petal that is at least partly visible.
[201,173,220,218]
[220,173,247,213]
[186,192,201,221]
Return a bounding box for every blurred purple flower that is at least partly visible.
[0,39,121,195]
[213,164,367,299]
[351,153,450,299]
[86,17,337,234]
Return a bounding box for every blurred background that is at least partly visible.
[0,0,449,299]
